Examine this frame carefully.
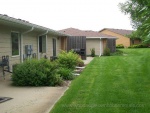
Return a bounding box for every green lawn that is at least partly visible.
[50,49,150,113]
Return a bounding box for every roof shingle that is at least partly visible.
[59,28,114,38]
[0,14,68,36]
[99,28,133,36]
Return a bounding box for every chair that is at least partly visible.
[0,56,10,79]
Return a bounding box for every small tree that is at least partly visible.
[90,48,95,57]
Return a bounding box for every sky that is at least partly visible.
[0,0,132,31]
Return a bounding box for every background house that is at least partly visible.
[99,28,142,47]
[0,14,67,72]
[59,28,116,56]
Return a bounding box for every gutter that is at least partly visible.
[22,27,34,34]
[21,27,34,63]
[0,14,68,37]
[38,30,49,36]
[98,37,117,39]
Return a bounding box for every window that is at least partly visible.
[132,39,134,45]
[11,32,19,56]
[39,35,46,53]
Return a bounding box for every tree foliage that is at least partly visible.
[119,0,150,43]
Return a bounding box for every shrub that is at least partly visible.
[128,44,148,48]
[90,48,95,57]
[111,49,123,56]
[12,59,62,86]
[77,58,84,67]
[103,47,110,56]
[58,68,74,80]
[116,44,124,48]
[56,50,83,80]
[57,50,79,70]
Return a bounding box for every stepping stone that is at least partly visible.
[74,70,82,73]
[75,66,85,69]
[73,73,80,76]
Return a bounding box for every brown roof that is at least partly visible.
[99,28,133,36]
[59,28,115,38]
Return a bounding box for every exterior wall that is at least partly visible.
[0,25,21,72]
[56,37,61,55]
[60,37,67,51]
[86,39,100,56]
[86,39,109,56]
[23,32,38,59]
[102,39,107,54]
[0,25,62,74]
[29,35,61,60]
[46,36,53,58]
[103,39,107,50]
[100,30,131,47]
[23,34,61,60]
[46,36,61,58]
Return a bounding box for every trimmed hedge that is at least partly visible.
[116,44,124,48]
[128,44,148,48]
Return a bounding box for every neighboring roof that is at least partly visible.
[99,28,133,36]
[59,28,115,38]
[0,14,68,36]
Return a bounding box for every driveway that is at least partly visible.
[0,74,68,113]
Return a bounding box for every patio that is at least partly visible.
[0,73,68,113]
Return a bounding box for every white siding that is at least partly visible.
[86,39,100,56]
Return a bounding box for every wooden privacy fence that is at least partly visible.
[67,36,86,60]
[107,38,116,53]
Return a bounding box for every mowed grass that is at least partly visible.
[50,49,150,113]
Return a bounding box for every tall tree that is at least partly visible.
[119,0,150,43]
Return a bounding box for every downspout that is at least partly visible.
[37,30,49,60]
[21,27,34,63]
[99,38,102,57]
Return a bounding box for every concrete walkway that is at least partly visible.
[0,57,94,113]
[83,57,94,65]
[0,74,68,113]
